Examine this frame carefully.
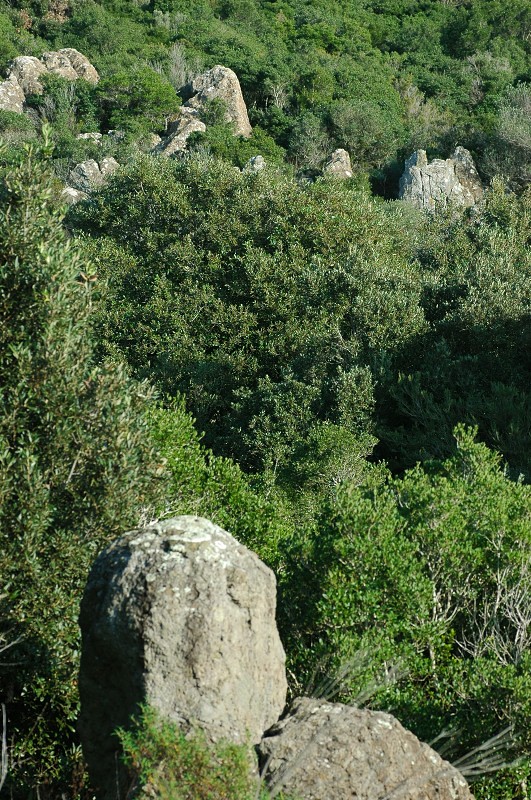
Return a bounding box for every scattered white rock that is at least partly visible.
[0,75,25,113]
[323,148,353,179]
[399,147,483,210]
[243,155,266,173]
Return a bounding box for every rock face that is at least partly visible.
[323,148,353,179]
[153,111,206,157]
[40,48,99,84]
[67,157,119,193]
[8,56,48,95]
[0,74,25,113]
[78,516,287,800]
[399,147,483,210]
[259,697,474,800]
[57,48,99,83]
[182,65,252,137]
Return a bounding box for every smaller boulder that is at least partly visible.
[166,105,199,134]
[183,65,252,138]
[8,56,47,95]
[0,75,25,114]
[259,697,474,800]
[68,157,119,192]
[323,148,353,179]
[243,155,266,173]
[76,132,102,143]
[153,115,206,157]
[61,186,88,205]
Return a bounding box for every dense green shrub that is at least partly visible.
[118,705,265,800]
[70,154,424,493]
[96,64,181,134]
[286,427,531,797]
[0,141,167,796]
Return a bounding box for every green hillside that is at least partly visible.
[0,1,530,798]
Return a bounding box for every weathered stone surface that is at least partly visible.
[152,114,206,157]
[106,129,125,142]
[166,105,199,134]
[40,50,78,80]
[58,48,99,83]
[4,49,98,107]
[323,148,353,179]
[0,75,25,113]
[67,157,119,192]
[8,56,47,95]
[399,147,483,210]
[259,697,474,800]
[243,154,266,173]
[60,186,88,205]
[183,65,252,137]
[78,516,287,800]
[76,132,102,143]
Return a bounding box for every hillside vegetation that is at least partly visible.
[0,0,530,798]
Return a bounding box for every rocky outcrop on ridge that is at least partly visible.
[181,65,252,137]
[0,48,99,113]
[323,148,353,179]
[259,697,475,800]
[78,516,287,800]
[399,147,483,210]
[0,47,99,114]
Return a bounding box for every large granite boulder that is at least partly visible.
[259,697,474,800]
[323,148,353,179]
[153,110,206,157]
[399,147,483,210]
[78,516,287,800]
[67,157,119,193]
[182,65,252,137]
[0,75,25,113]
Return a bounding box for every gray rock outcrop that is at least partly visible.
[8,56,48,95]
[67,157,119,193]
[323,148,353,179]
[399,147,483,210]
[243,154,266,173]
[182,65,252,137]
[56,48,99,84]
[259,697,474,800]
[0,74,25,113]
[153,111,206,157]
[0,48,99,113]
[76,132,103,143]
[60,186,89,205]
[78,516,287,800]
